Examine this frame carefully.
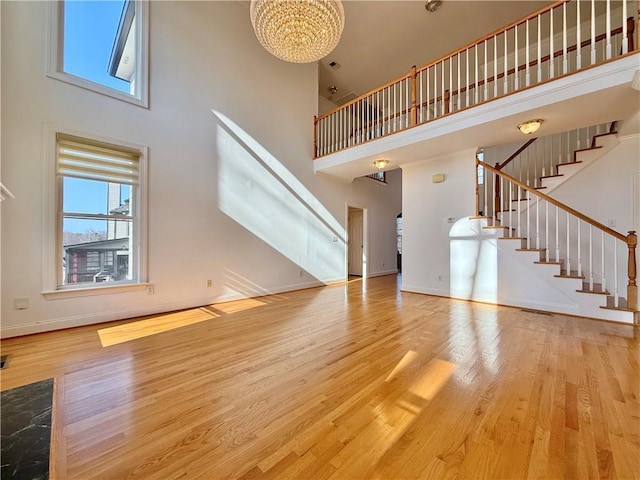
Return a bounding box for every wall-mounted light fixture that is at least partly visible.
[517,119,543,135]
[373,159,389,169]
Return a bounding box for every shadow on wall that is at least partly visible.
[211,110,346,283]
[449,217,498,304]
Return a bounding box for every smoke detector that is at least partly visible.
[425,0,442,13]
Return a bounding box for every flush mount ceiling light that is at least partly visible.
[517,119,543,135]
[250,0,345,64]
[373,159,389,169]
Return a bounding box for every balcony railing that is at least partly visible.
[314,0,639,159]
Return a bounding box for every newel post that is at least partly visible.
[627,231,638,312]
[410,66,418,126]
[628,15,636,52]
[494,163,501,220]
[313,115,318,159]
[475,157,480,216]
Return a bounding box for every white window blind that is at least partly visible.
[57,134,141,185]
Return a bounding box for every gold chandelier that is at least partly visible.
[250,0,345,64]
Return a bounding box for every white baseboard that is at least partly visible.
[368,269,398,278]
[0,278,338,339]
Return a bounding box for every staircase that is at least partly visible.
[474,124,638,324]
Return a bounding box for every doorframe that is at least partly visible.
[345,204,368,279]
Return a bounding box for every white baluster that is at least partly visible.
[576,0,582,68]
[622,0,628,54]
[457,54,461,110]
[556,205,560,262]
[517,187,522,237]
[526,19,531,87]
[590,0,596,65]
[614,239,618,306]
[426,68,431,121]
[589,225,594,290]
[537,14,542,83]
[509,181,513,237]
[605,0,612,59]
[406,77,410,128]
[484,40,488,100]
[393,83,397,132]
[527,189,531,248]
[418,71,423,123]
[566,211,571,273]
[449,57,453,113]
[434,63,438,118]
[550,8,555,78]
[562,2,568,74]
[441,60,445,116]
[494,36,498,98]
[536,194,540,249]
[503,32,509,93]
[601,231,606,292]
[577,219,582,277]
[514,25,519,90]
[475,45,479,104]
[545,201,549,258]
[465,49,470,108]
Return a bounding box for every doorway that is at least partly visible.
[347,206,365,277]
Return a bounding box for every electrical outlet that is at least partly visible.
[447,217,456,224]
[146,285,155,295]
[299,270,304,277]
[206,279,212,287]
[332,236,338,242]
[437,274,443,281]
[607,219,616,228]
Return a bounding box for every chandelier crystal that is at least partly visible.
[250,0,345,64]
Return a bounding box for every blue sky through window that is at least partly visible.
[63,177,131,234]
[63,0,129,93]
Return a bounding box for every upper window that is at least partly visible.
[54,133,146,290]
[47,0,148,107]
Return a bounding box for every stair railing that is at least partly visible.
[314,0,639,158]
[476,159,637,313]
[483,123,611,200]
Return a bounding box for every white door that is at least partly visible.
[348,208,364,276]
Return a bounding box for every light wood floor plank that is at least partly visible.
[1,275,638,479]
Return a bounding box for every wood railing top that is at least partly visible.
[478,159,629,243]
[497,138,538,171]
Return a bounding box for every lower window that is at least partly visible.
[56,133,144,289]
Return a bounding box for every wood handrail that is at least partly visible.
[497,138,538,171]
[478,159,627,242]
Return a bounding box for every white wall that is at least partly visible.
[0,1,401,337]
[401,149,477,296]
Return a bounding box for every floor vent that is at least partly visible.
[0,355,10,369]
[520,308,553,316]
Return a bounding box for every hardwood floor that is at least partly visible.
[1,275,638,479]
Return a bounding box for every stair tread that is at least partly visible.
[557,160,583,167]
[540,173,564,180]
[600,305,637,313]
[576,287,610,295]
[573,146,602,154]
[469,216,491,219]
[499,237,526,240]
[554,270,585,279]
[516,248,545,252]
[483,225,511,229]
[534,260,563,265]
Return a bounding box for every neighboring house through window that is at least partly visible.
[47,0,149,107]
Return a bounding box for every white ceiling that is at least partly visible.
[319,0,554,106]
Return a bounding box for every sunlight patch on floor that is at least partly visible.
[98,309,219,347]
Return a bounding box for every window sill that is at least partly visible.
[46,71,148,108]
[42,283,150,300]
